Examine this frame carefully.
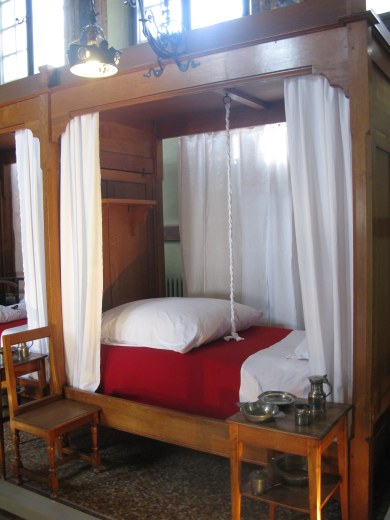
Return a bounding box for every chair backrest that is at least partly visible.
[2,325,59,419]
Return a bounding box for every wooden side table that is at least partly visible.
[0,352,47,479]
[227,401,351,520]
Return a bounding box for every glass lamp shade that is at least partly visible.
[68,42,120,78]
[68,21,120,78]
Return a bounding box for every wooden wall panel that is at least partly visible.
[100,119,164,311]
[371,65,390,424]
[369,57,390,518]
[0,163,15,277]
[100,120,154,159]
[101,170,154,200]
[100,151,154,173]
[372,139,390,421]
[102,204,155,311]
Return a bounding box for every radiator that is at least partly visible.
[165,277,184,297]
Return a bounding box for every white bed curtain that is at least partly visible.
[60,113,102,391]
[284,75,353,403]
[179,124,304,330]
[15,129,48,353]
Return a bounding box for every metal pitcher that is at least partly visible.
[308,374,333,413]
[17,342,32,360]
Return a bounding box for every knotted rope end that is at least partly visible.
[224,332,244,342]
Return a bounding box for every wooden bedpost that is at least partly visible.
[39,101,66,390]
[347,15,390,520]
[347,18,373,519]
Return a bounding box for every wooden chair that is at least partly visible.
[2,325,101,498]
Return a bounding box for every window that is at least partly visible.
[0,0,28,83]
[366,0,388,14]
[0,0,64,85]
[137,0,249,43]
[31,0,65,73]
[190,0,247,30]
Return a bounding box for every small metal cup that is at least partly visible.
[251,470,267,495]
[18,343,30,359]
[295,403,312,426]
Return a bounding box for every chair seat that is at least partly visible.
[14,399,101,433]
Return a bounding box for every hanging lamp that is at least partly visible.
[223,93,244,343]
[68,0,121,78]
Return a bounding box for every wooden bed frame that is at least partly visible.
[0,1,389,518]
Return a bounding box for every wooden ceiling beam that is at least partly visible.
[222,88,270,110]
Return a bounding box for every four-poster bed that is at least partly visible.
[0,1,389,518]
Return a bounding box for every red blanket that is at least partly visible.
[99,325,291,419]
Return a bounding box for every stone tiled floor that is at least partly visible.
[1,424,389,520]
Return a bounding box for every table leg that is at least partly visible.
[307,440,322,520]
[337,416,349,519]
[229,424,243,520]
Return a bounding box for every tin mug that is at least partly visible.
[295,403,312,426]
[251,470,267,495]
[18,343,30,359]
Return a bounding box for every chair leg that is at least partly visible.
[47,442,58,498]
[12,431,22,484]
[90,422,100,472]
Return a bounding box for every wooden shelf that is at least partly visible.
[102,198,157,206]
[102,198,157,236]
[242,473,340,513]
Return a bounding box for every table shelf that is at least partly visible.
[242,473,340,513]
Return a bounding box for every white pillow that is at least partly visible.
[101,297,262,353]
[0,303,27,324]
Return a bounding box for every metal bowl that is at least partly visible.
[271,454,309,486]
[238,401,279,423]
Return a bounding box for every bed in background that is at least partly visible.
[0,303,27,337]
[0,280,19,306]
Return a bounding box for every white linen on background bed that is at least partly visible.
[0,301,27,323]
[239,330,311,402]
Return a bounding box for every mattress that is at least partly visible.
[99,325,291,420]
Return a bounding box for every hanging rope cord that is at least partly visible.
[223,94,244,342]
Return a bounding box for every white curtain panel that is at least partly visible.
[284,75,353,403]
[15,129,48,353]
[179,125,304,330]
[60,113,103,391]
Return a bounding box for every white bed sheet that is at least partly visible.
[239,330,312,402]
